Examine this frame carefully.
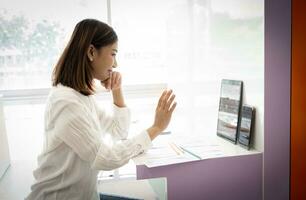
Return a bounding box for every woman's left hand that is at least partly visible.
[101,71,122,91]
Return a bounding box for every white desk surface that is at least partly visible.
[98,177,167,200]
[133,134,262,167]
[0,160,167,200]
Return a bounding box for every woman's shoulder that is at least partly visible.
[47,84,85,106]
[44,84,90,119]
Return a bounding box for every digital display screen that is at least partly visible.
[238,105,254,148]
[217,79,242,143]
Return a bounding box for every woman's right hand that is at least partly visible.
[147,89,177,140]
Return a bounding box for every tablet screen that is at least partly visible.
[238,105,254,148]
[216,79,243,143]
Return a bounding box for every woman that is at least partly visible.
[26,19,176,200]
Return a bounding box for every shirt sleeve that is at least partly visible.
[54,102,152,171]
[92,97,131,141]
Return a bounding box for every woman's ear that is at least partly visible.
[87,44,95,61]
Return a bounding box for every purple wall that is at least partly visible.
[137,154,262,200]
[264,0,291,199]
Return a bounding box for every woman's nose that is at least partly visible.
[113,59,118,68]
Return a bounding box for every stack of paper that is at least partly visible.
[134,137,228,168]
[143,145,198,168]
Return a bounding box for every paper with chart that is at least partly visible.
[134,139,226,168]
[138,144,198,168]
[177,140,225,160]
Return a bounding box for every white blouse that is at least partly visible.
[26,84,152,200]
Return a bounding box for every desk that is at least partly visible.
[134,136,263,200]
[98,178,167,199]
[0,161,167,200]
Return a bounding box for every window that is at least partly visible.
[0,0,264,180]
[0,0,108,90]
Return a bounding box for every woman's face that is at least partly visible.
[90,42,118,81]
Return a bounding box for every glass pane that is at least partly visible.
[197,0,264,81]
[0,0,107,90]
[111,0,190,85]
[3,103,45,161]
[165,0,264,138]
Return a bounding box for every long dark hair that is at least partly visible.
[52,19,118,96]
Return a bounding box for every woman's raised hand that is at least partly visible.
[147,89,177,140]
